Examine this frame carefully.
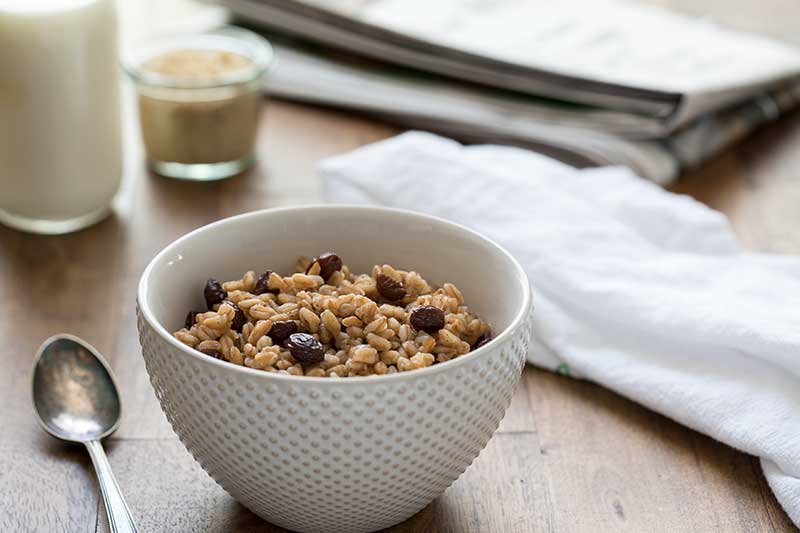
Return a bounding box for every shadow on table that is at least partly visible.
[202,499,443,532]
[523,368,779,525]
[36,430,97,466]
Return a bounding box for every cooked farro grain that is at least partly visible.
[173,253,492,377]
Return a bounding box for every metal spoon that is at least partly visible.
[31,334,138,533]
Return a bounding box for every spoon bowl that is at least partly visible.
[31,334,137,533]
[32,334,120,442]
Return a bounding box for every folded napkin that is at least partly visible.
[320,131,800,525]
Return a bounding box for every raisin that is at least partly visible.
[308,252,342,281]
[473,333,493,350]
[199,348,224,360]
[409,306,445,334]
[376,273,406,301]
[184,310,201,329]
[204,278,226,309]
[225,301,247,332]
[269,320,298,346]
[284,332,325,365]
[253,271,277,295]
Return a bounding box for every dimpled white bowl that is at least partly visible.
[136,205,532,533]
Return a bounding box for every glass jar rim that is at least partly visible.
[123,27,275,89]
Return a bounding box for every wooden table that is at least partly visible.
[3,13,800,533]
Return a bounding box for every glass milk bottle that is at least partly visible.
[0,0,122,234]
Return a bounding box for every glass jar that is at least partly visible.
[124,27,274,181]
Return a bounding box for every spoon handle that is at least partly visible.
[85,440,139,533]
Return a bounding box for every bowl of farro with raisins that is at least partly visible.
[137,205,531,532]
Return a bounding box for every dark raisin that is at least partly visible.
[199,348,224,360]
[225,301,247,332]
[253,271,277,295]
[184,310,201,329]
[409,305,445,334]
[284,332,325,365]
[473,333,493,350]
[269,320,298,346]
[376,273,406,301]
[308,252,342,281]
[204,278,226,309]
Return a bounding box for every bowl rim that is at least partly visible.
[137,205,531,385]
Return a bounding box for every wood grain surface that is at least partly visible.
[3,4,800,532]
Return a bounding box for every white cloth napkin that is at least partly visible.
[320,131,800,525]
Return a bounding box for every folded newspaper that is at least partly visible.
[216,0,800,184]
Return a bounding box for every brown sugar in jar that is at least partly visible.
[125,29,274,180]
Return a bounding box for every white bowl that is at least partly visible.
[137,205,532,533]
